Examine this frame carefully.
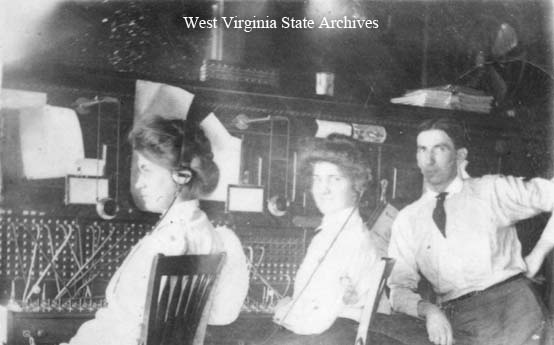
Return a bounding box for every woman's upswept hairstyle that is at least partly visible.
[129,115,219,198]
[299,133,372,195]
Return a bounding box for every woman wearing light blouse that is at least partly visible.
[64,115,248,345]
[268,134,391,345]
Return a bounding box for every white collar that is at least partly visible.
[158,199,200,227]
[423,176,464,200]
[319,207,359,235]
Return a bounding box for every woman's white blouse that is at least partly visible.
[66,199,247,345]
[274,207,391,335]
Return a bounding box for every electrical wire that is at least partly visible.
[17,222,69,302]
[245,255,283,300]
[43,223,63,293]
[22,224,40,302]
[30,226,75,302]
[114,101,121,206]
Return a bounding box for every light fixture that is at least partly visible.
[231,114,289,130]
[73,96,120,115]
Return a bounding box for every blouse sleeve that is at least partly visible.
[208,225,249,325]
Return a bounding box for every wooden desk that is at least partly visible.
[2,311,431,345]
[206,313,432,345]
[3,311,94,345]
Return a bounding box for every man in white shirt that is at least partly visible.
[388,117,554,345]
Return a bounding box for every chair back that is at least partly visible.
[354,257,395,345]
[141,253,225,345]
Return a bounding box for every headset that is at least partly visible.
[171,120,195,186]
[172,167,193,186]
[146,119,195,237]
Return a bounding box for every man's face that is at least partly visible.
[416,129,460,192]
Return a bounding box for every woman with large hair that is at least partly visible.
[64,115,248,345]
[266,134,391,345]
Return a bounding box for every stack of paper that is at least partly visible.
[391,85,493,114]
[455,92,494,113]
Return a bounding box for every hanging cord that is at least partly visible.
[245,254,284,300]
[95,98,102,202]
[266,116,290,200]
[21,223,66,299]
[114,101,121,205]
[62,184,180,300]
[85,96,121,208]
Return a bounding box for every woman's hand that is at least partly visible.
[272,296,292,324]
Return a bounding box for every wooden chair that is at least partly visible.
[355,257,396,345]
[140,253,225,345]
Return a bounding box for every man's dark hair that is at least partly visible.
[417,117,468,149]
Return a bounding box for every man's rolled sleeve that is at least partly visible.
[539,217,554,244]
[491,176,554,226]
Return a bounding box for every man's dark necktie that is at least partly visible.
[433,192,448,237]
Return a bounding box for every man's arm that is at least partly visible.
[387,216,423,317]
[491,176,554,277]
[525,215,554,277]
[418,301,453,345]
[388,215,453,345]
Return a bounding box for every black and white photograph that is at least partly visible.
[1,0,553,344]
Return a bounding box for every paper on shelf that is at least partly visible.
[134,79,195,123]
[18,105,84,179]
[133,82,241,202]
[200,113,242,202]
[1,88,47,109]
[390,84,493,114]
